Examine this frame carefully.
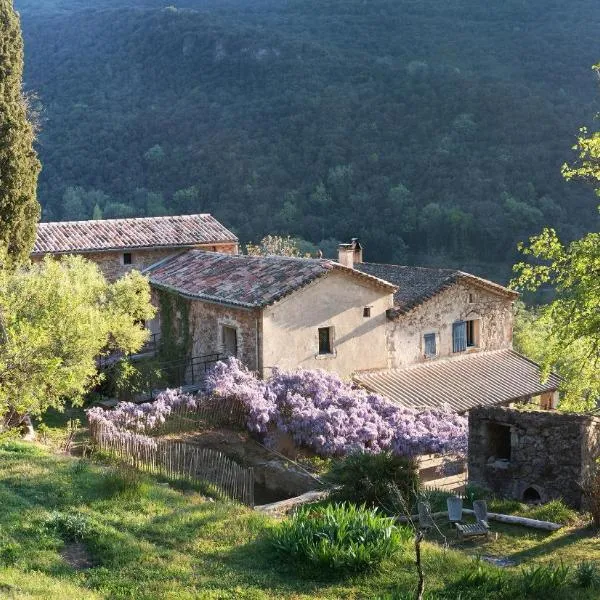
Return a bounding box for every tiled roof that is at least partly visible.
[354,350,560,413]
[32,214,238,254]
[355,262,517,315]
[147,250,396,308]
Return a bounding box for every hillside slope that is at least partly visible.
[18,0,600,272]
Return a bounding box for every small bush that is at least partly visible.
[442,562,512,600]
[100,466,147,498]
[581,466,600,528]
[524,499,579,525]
[270,503,409,573]
[0,540,21,565]
[324,452,419,513]
[46,511,91,542]
[575,561,600,589]
[519,562,571,597]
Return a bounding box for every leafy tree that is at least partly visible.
[0,0,40,264]
[245,235,307,257]
[513,67,600,409]
[0,255,155,429]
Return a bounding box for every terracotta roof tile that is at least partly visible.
[33,214,238,254]
[147,250,396,308]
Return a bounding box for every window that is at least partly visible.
[363,306,371,318]
[466,319,480,347]
[468,293,474,303]
[123,252,133,265]
[487,423,512,461]
[452,321,467,353]
[222,326,238,357]
[318,327,333,355]
[424,333,436,358]
[453,319,479,352]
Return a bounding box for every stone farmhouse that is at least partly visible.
[32,214,239,281]
[145,238,559,413]
[32,216,559,413]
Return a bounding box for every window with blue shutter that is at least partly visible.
[424,333,436,357]
[453,321,467,353]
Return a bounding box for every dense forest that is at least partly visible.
[17,0,600,279]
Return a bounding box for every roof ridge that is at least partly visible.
[38,214,211,226]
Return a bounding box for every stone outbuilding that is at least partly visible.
[468,406,600,508]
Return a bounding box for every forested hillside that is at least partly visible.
[17,0,600,276]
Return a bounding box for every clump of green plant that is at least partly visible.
[0,539,21,566]
[46,511,92,542]
[574,561,600,589]
[519,562,571,597]
[270,503,409,573]
[524,499,579,525]
[581,466,600,528]
[442,561,512,600]
[324,451,419,513]
[100,465,148,499]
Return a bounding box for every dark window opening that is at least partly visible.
[487,423,512,461]
[363,306,371,318]
[469,293,474,303]
[123,252,133,265]
[523,487,542,504]
[424,333,436,357]
[318,327,333,355]
[466,320,479,347]
[222,326,238,357]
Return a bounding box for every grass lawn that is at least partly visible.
[0,441,599,599]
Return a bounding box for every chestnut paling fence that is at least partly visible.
[89,397,255,506]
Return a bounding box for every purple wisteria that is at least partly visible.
[205,358,468,458]
[87,388,197,433]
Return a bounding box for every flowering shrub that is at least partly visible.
[87,388,197,433]
[205,358,468,459]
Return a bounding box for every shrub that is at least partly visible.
[581,466,600,528]
[100,466,147,498]
[324,452,419,513]
[206,358,468,459]
[524,499,579,525]
[270,503,409,572]
[574,561,600,589]
[519,563,571,597]
[46,511,92,542]
[0,540,21,565]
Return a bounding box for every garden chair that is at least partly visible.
[455,499,490,540]
[446,495,463,523]
[417,501,434,530]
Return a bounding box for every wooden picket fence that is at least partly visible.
[151,396,248,435]
[91,422,255,506]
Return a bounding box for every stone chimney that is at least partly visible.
[338,238,363,269]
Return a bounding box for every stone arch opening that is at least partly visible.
[523,486,542,504]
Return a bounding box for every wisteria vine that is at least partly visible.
[88,358,468,460]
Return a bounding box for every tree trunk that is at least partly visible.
[415,530,424,600]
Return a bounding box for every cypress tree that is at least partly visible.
[0,0,40,264]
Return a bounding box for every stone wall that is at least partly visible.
[188,299,260,371]
[468,406,600,508]
[32,242,238,282]
[387,282,514,369]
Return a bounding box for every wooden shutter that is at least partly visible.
[424,333,436,357]
[453,321,467,353]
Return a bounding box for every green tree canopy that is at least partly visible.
[0,255,155,427]
[513,65,600,409]
[0,0,40,264]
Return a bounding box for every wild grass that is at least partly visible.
[0,440,599,599]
